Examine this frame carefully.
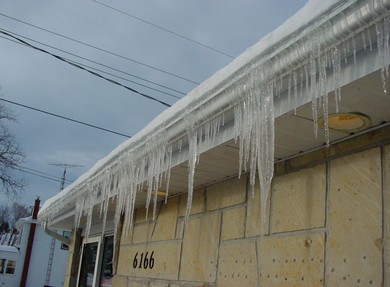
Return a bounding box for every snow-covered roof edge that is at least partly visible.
[39,0,342,214]
[39,0,390,234]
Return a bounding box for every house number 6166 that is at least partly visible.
[132,251,155,269]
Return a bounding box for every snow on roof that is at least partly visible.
[40,0,338,212]
[0,245,19,253]
[39,0,390,237]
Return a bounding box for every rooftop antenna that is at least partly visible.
[48,163,83,191]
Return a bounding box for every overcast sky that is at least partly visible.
[0,0,307,207]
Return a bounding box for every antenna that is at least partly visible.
[48,163,83,191]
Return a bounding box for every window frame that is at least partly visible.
[98,235,114,287]
[5,259,16,275]
[76,234,114,287]
[76,236,101,287]
[0,258,16,276]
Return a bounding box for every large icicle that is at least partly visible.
[234,68,274,234]
[184,113,198,228]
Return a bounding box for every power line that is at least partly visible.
[0,12,200,85]
[0,22,187,97]
[0,97,132,138]
[0,32,184,99]
[0,29,172,107]
[13,165,74,184]
[19,165,73,183]
[91,0,235,59]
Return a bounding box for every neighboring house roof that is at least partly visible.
[39,0,390,238]
[15,217,40,231]
[0,245,19,253]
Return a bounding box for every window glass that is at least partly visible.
[0,258,5,273]
[5,260,16,274]
[78,242,98,287]
[99,236,113,287]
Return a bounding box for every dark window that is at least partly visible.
[78,242,98,287]
[5,260,15,274]
[0,258,5,273]
[99,236,113,287]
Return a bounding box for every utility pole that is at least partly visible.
[49,163,83,191]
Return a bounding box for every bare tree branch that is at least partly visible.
[0,102,26,198]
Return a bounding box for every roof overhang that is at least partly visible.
[39,0,390,232]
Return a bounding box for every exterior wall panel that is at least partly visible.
[64,133,389,287]
[327,148,382,286]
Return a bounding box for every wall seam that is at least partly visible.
[268,180,274,236]
[381,145,388,287]
[323,160,331,287]
[255,239,261,287]
[215,209,223,286]
[244,174,249,239]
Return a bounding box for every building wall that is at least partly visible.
[27,227,68,287]
[63,229,81,287]
[65,127,390,287]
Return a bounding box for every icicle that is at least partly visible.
[233,67,274,235]
[178,139,182,152]
[368,28,373,51]
[84,187,95,242]
[332,47,342,113]
[299,68,304,104]
[100,170,113,236]
[352,35,357,67]
[287,73,292,108]
[293,71,298,114]
[362,31,367,50]
[385,17,390,78]
[319,55,330,146]
[184,113,198,228]
[164,145,172,204]
[310,55,318,138]
[343,42,348,64]
[258,85,274,235]
[376,20,388,94]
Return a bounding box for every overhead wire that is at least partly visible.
[0,31,185,99]
[91,0,235,59]
[0,97,132,138]
[14,165,74,184]
[0,12,200,85]
[15,167,65,184]
[0,29,172,107]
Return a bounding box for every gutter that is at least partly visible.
[39,0,390,224]
[59,0,390,183]
[42,222,71,245]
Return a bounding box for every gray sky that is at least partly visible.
[0,0,307,207]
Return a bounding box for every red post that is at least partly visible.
[20,197,40,287]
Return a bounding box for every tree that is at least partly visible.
[0,102,26,198]
[11,202,30,226]
[0,204,10,232]
[0,202,30,231]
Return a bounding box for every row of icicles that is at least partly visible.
[56,15,390,244]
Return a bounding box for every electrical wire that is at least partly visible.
[91,0,235,59]
[0,32,185,99]
[16,168,64,184]
[19,165,73,183]
[0,97,132,138]
[0,22,187,96]
[14,165,74,184]
[0,29,172,107]
[0,12,200,85]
